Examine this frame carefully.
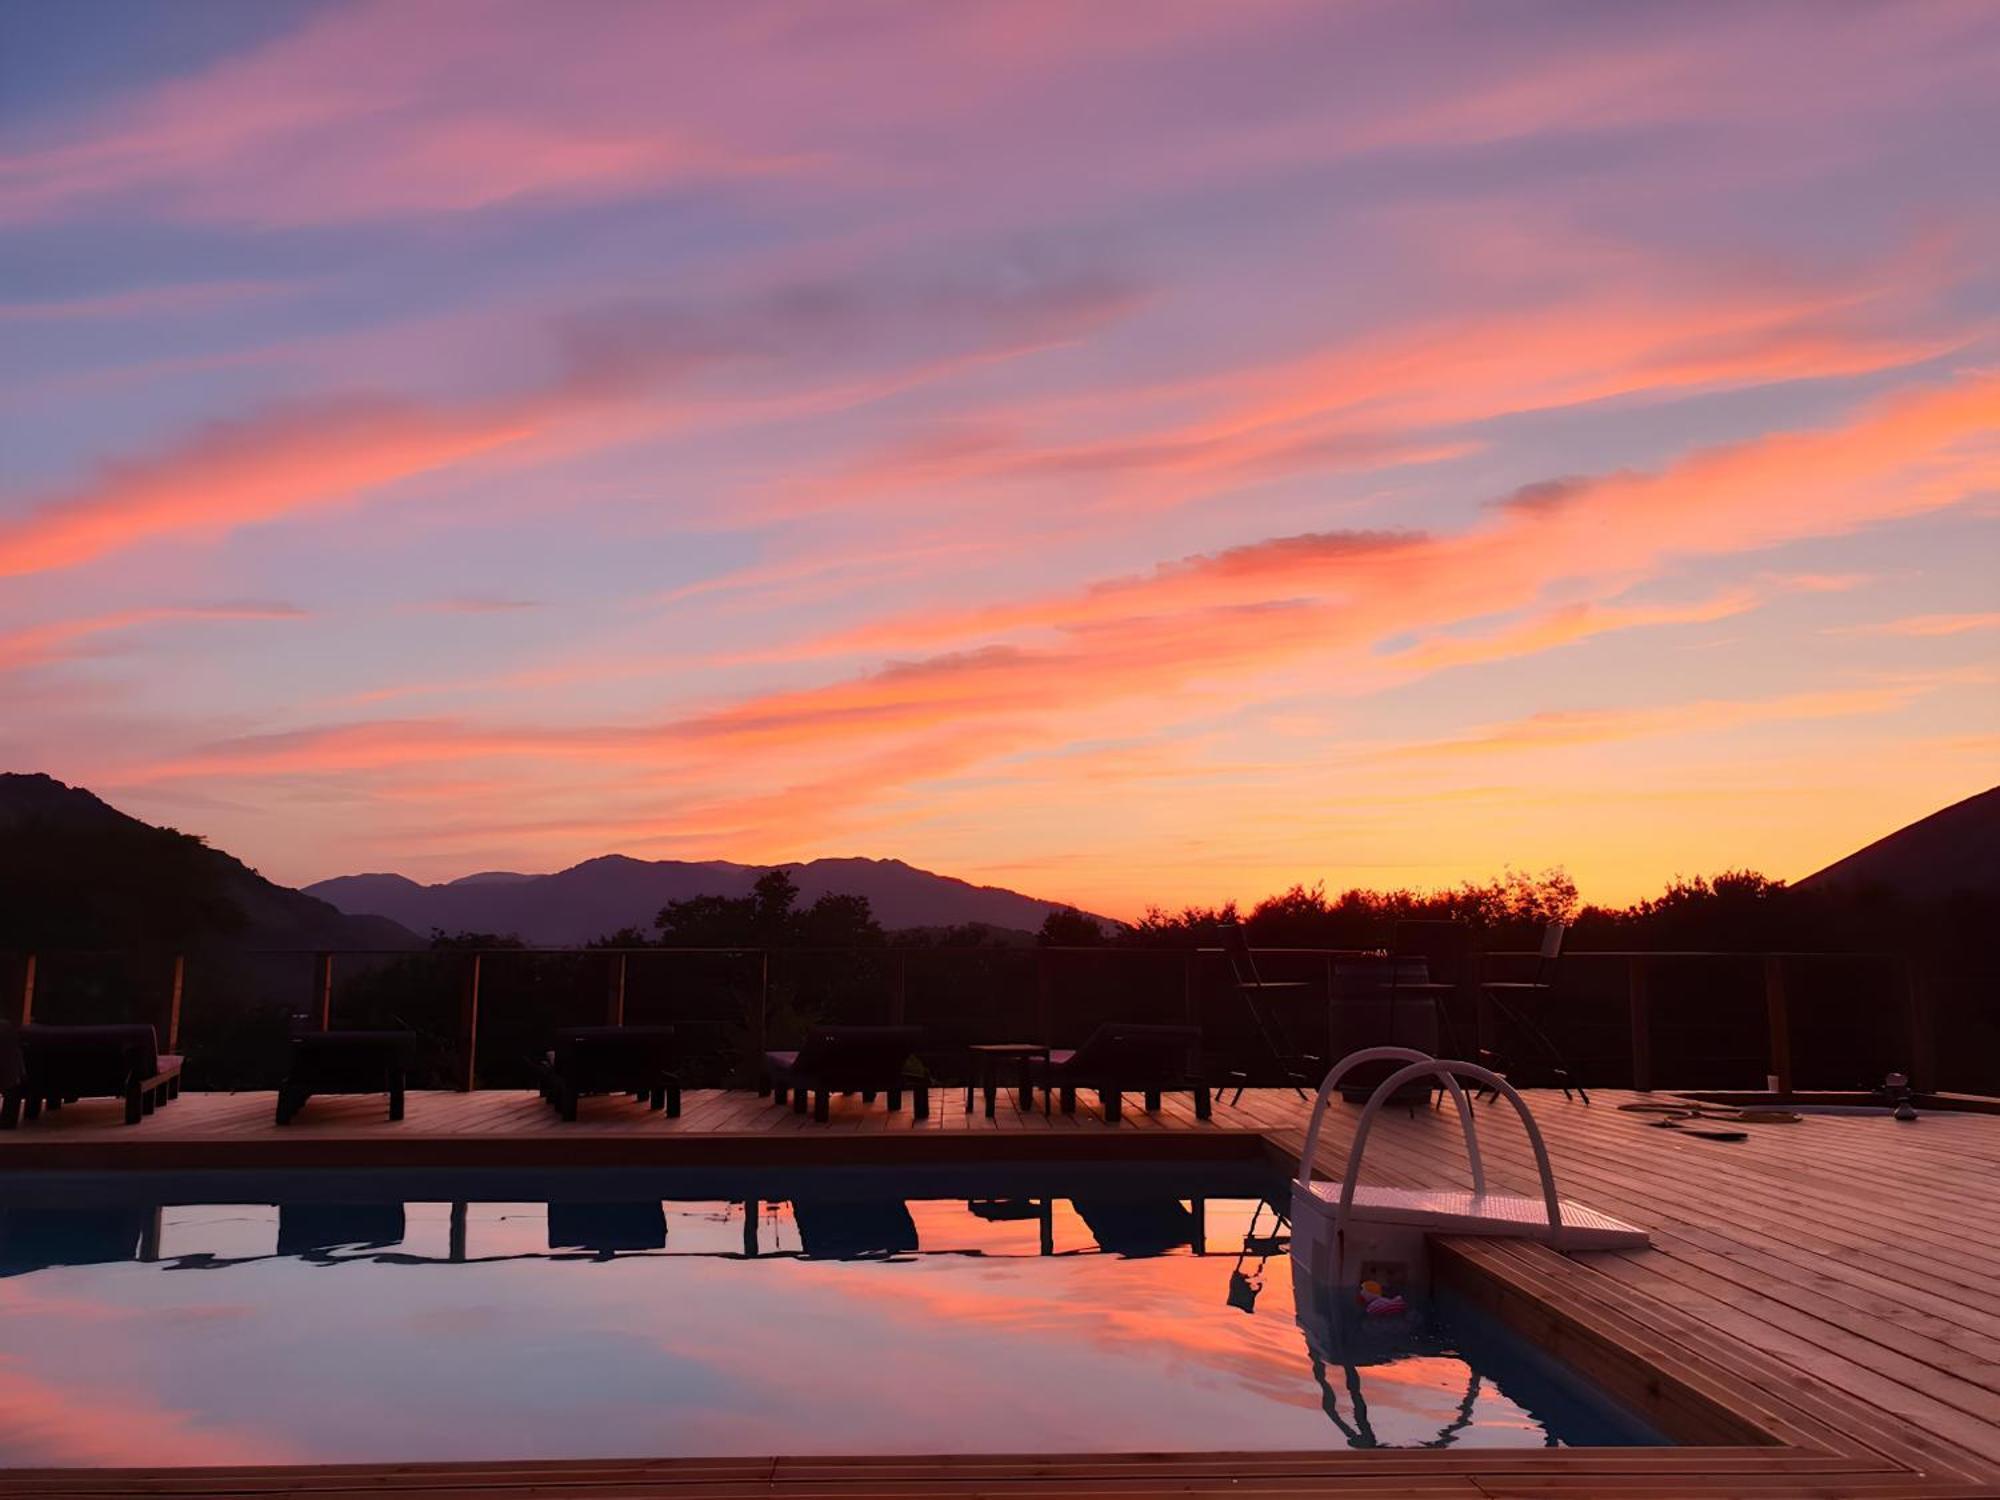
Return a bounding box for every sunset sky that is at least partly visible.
[2,0,1995,917]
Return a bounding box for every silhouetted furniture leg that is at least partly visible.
[761,1025,926,1125]
[967,1044,1052,1119]
[276,1031,415,1124]
[1101,1088,1122,1123]
[1194,1083,1213,1120]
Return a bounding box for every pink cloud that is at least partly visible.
[0,398,535,579]
[0,605,305,673]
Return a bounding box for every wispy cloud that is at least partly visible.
[1837,611,2000,638]
[0,605,305,674]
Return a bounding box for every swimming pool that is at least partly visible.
[0,1164,1665,1466]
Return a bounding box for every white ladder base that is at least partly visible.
[1296,1181,1649,1250]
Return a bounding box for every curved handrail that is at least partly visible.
[1333,1059,1562,1241]
[1295,1048,1483,1197]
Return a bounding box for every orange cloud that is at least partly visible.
[783,256,1962,526]
[0,1357,301,1468]
[0,399,533,579]
[1376,684,1929,762]
[1377,592,1758,677]
[112,373,1997,881]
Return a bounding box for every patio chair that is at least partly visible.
[1479,920,1586,1102]
[761,1024,928,1123]
[539,1024,682,1120]
[1330,957,1442,1108]
[1027,1022,1210,1123]
[1219,922,1319,1102]
[1390,918,1475,1058]
[2,1023,182,1127]
[275,1030,415,1124]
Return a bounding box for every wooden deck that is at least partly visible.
[4,1084,1999,1497]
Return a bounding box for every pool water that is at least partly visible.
[0,1166,1665,1466]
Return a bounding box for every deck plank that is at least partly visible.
[3,1084,1998,1495]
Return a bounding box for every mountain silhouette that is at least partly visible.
[0,773,418,953]
[1799,785,2000,900]
[309,854,1108,943]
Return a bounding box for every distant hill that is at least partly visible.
[0,773,419,953]
[1799,785,2000,900]
[309,853,1107,944]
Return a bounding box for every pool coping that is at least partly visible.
[0,1128,1989,1497]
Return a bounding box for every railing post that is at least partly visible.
[459,952,482,1092]
[313,951,333,1031]
[1466,929,1491,1064]
[13,952,34,1027]
[1627,957,1653,1092]
[1183,948,1202,1081]
[607,952,627,1027]
[1903,957,1936,1093]
[755,950,769,1065]
[1035,947,1053,1043]
[164,953,185,1054]
[1763,955,1792,1097]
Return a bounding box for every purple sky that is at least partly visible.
[2,1,1995,914]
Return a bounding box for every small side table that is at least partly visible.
[965,1043,1050,1119]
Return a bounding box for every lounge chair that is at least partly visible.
[1071,1196,1203,1257]
[761,1024,927,1123]
[0,1204,161,1275]
[277,1203,407,1258]
[539,1024,682,1120]
[1028,1023,1210,1123]
[791,1199,918,1260]
[275,1030,415,1124]
[547,1201,667,1256]
[2,1023,183,1127]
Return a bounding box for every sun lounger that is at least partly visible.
[539,1024,682,1120]
[547,1201,667,1255]
[2,1023,182,1127]
[791,1199,918,1259]
[277,1203,407,1257]
[1027,1023,1210,1123]
[761,1024,927,1122]
[1070,1197,1202,1257]
[275,1030,415,1124]
[0,1204,161,1275]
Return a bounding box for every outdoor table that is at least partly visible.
[964,1043,1050,1118]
